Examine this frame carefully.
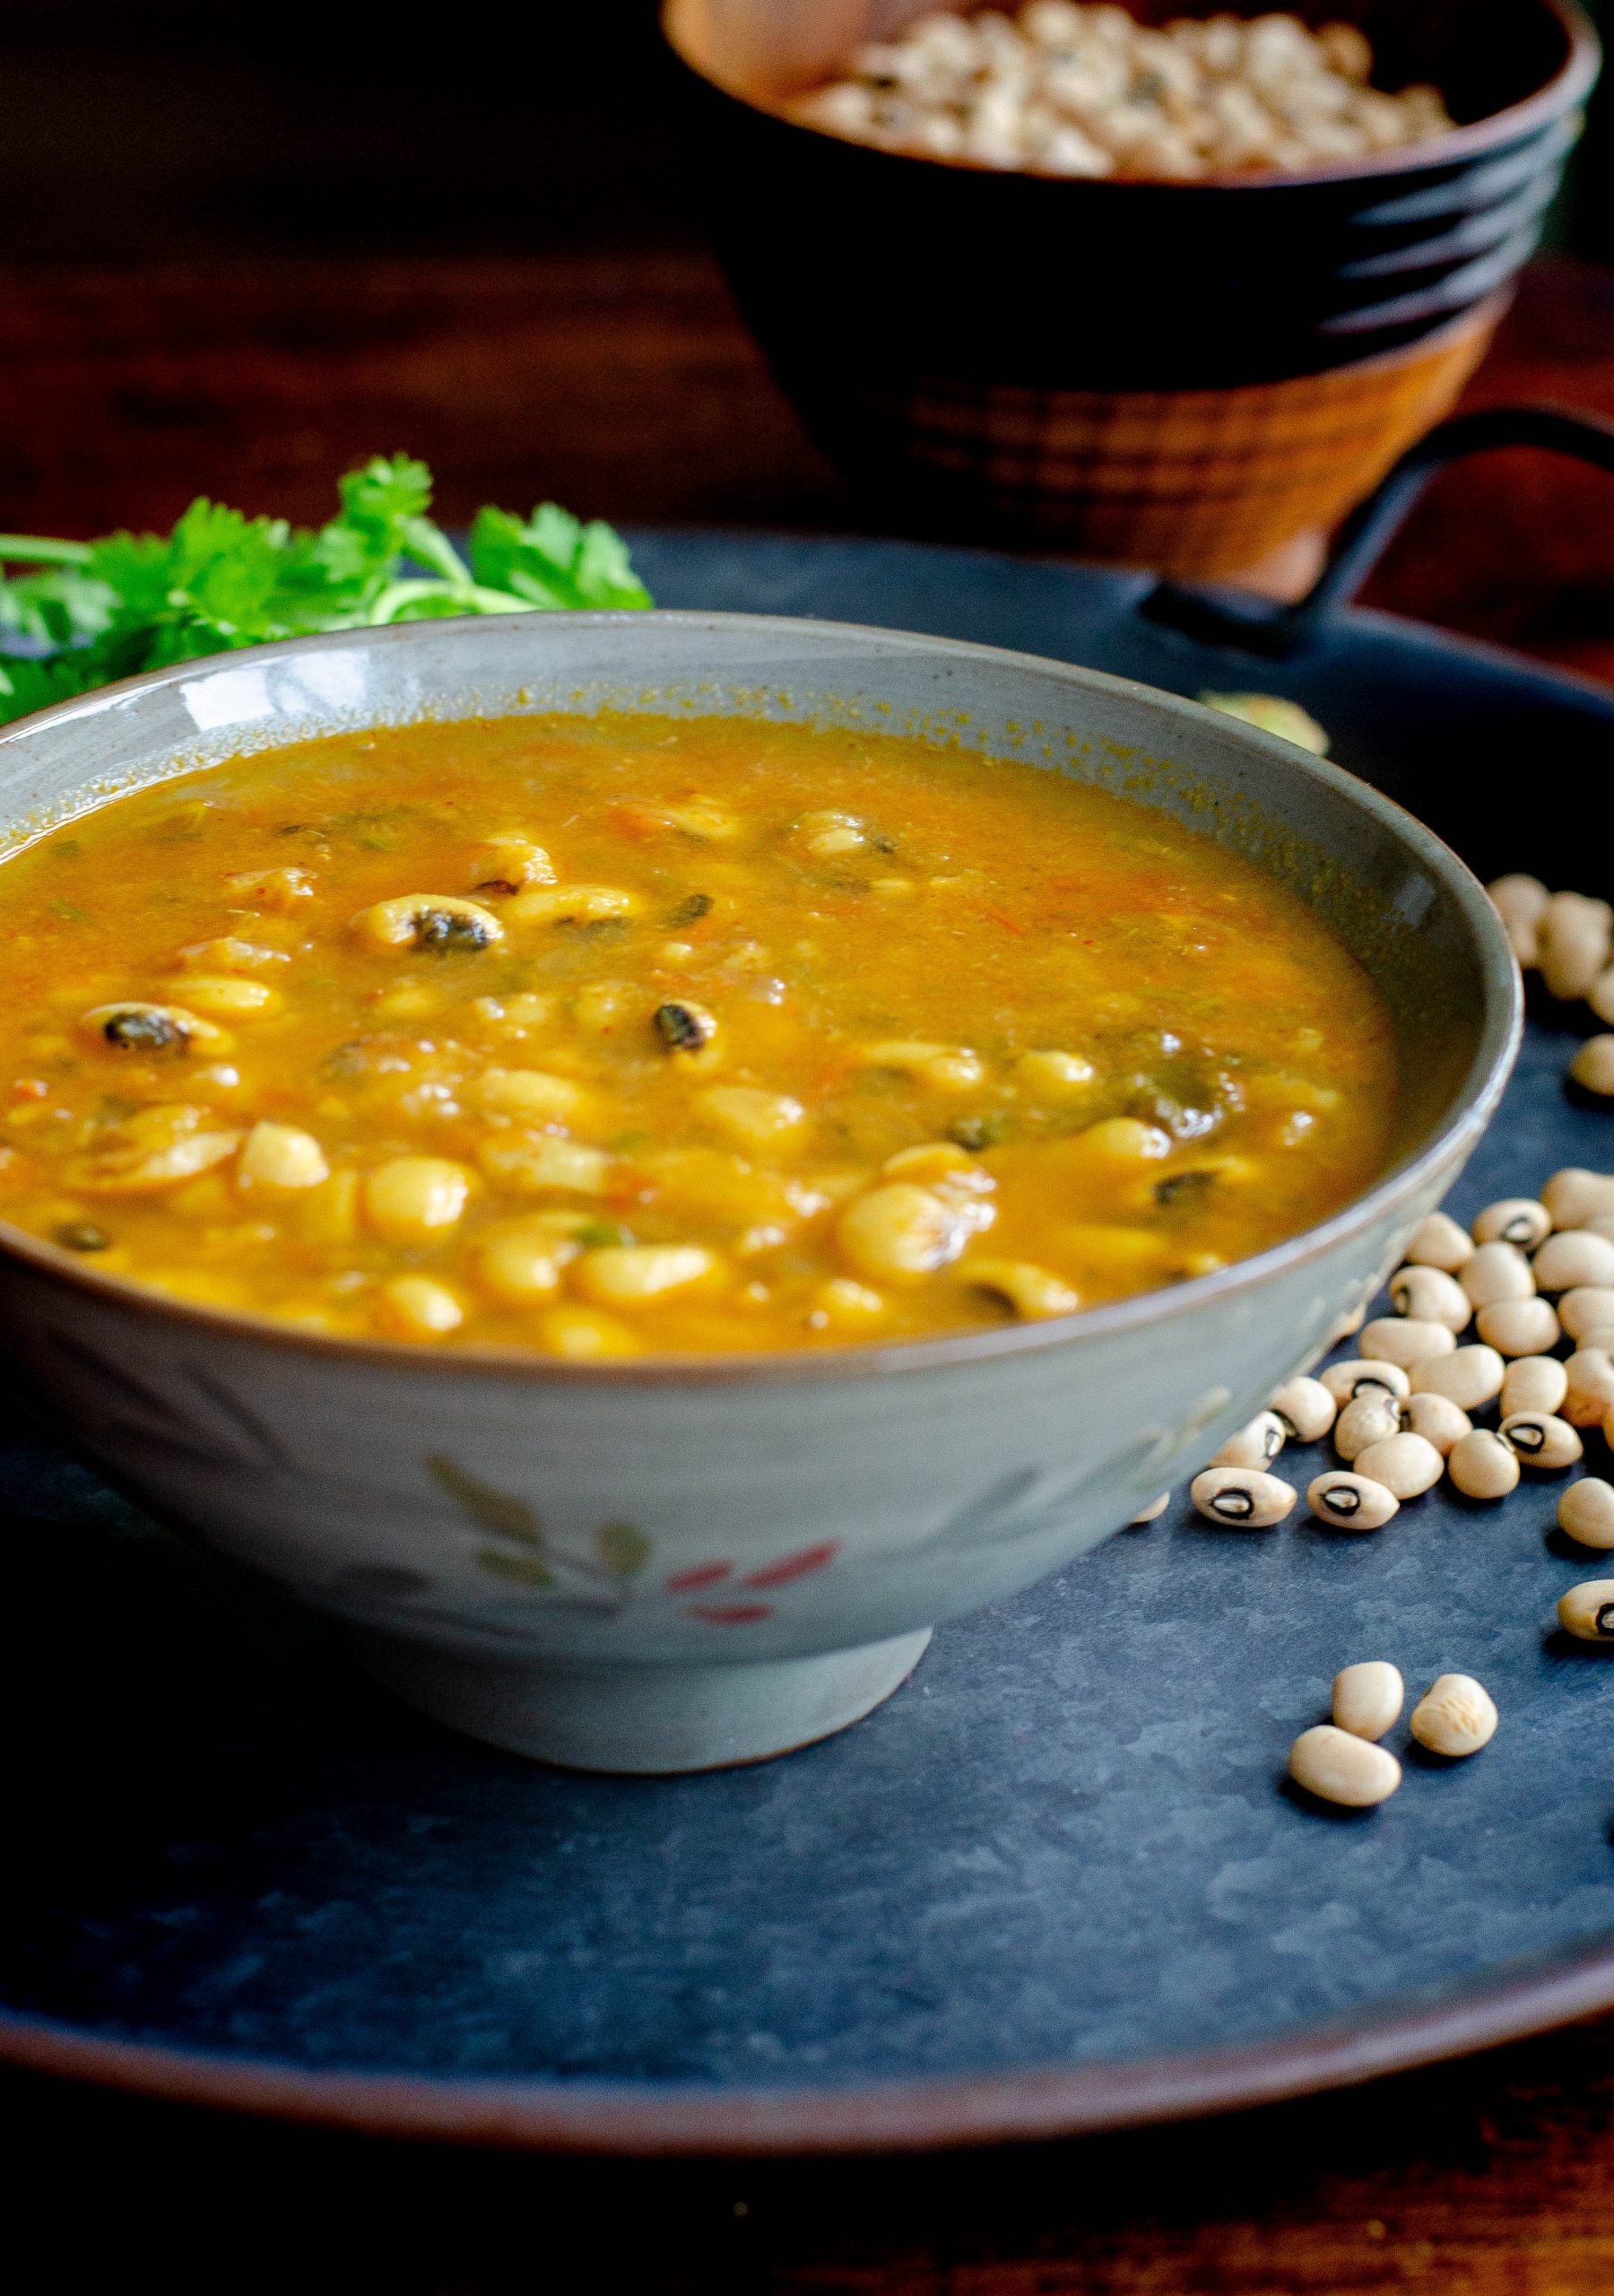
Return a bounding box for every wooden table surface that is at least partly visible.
[4,249,1614,2292]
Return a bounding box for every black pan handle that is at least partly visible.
[1141,404,1614,658]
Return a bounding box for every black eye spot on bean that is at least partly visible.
[103,1009,186,1052]
[1320,1483,1361,1515]
[668,892,714,926]
[1509,1419,1546,1455]
[1155,1170,1216,1208]
[474,879,523,899]
[869,833,898,855]
[415,908,495,952]
[55,1222,110,1252]
[1598,1604,1614,1637]
[948,1114,1003,1152]
[1210,1489,1255,1520]
[323,1041,371,1079]
[560,917,629,943]
[655,1002,715,1052]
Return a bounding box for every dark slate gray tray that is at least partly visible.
[2,518,1611,2153]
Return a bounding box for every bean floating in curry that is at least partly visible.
[0,712,1397,1356]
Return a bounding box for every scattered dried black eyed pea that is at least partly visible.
[1533,1229,1614,1292]
[1571,1035,1614,1097]
[1189,1466,1297,1527]
[1387,1265,1471,1331]
[1269,1374,1336,1443]
[1352,1431,1445,1500]
[1288,1725,1401,1807]
[1499,1411,1584,1472]
[1543,1168,1614,1230]
[1320,1358,1411,1408]
[1560,1478,1614,1549]
[1333,1390,1403,1462]
[1564,1349,1614,1429]
[1210,1411,1286,1470]
[1472,1196,1552,1250]
[1405,1210,1474,1272]
[1488,874,1549,947]
[1358,1316,1455,1370]
[1410,1674,1498,1758]
[1539,892,1613,1002]
[1128,1492,1170,1526]
[1332,1660,1404,1740]
[1460,1240,1536,1309]
[1446,1428,1521,1500]
[1410,1344,1506,1411]
[1558,1578,1614,1641]
[1502,1353,1570,1416]
[1560,1286,1614,1343]
[1401,1391,1471,1455]
[1307,1471,1400,1530]
[1475,1296,1562,1357]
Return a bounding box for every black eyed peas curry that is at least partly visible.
[0,713,1397,1356]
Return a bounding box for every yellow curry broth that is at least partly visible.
[0,711,1396,1353]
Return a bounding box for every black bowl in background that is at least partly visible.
[664,0,1601,390]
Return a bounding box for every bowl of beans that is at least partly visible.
[0,610,1518,1770]
[662,0,1599,578]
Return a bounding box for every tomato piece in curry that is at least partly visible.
[0,711,1397,1355]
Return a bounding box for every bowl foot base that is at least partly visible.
[353,1627,933,1773]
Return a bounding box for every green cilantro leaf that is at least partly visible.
[0,460,652,728]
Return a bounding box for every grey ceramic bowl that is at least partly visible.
[0,613,1519,1771]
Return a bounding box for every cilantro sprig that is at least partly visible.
[0,455,652,727]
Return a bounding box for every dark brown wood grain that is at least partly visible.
[2,247,1614,2290]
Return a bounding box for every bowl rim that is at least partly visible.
[661,0,1601,195]
[0,606,1523,1388]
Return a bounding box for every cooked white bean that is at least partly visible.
[1212,1410,1286,1469]
[1268,1374,1336,1443]
[1558,1578,1614,1642]
[1404,1211,1474,1272]
[1460,1240,1535,1309]
[1332,1660,1404,1740]
[1569,1035,1614,1097]
[1475,1296,1561,1356]
[1352,1431,1445,1499]
[1540,893,1613,1002]
[1358,1317,1455,1370]
[1534,1230,1614,1292]
[1472,1197,1551,1250]
[1401,1391,1471,1456]
[1128,1492,1170,1526]
[1561,1286,1614,1342]
[1333,1390,1404,1461]
[1543,1168,1614,1230]
[1487,874,1549,931]
[1499,1411,1584,1472]
[1446,1428,1521,1500]
[1288,1725,1401,1807]
[1562,1347,1614,1429]
[1386,1265,1471,1331]
[1560,1478,1614,1550]
[1410,1345,1506,1410]
[1501,1354,1569,1417]
[1190,1465,1297,1527]
[1320,1358,1410,1407]
[1410,1674,1497,1757]
[1307,1471,1400,1530]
